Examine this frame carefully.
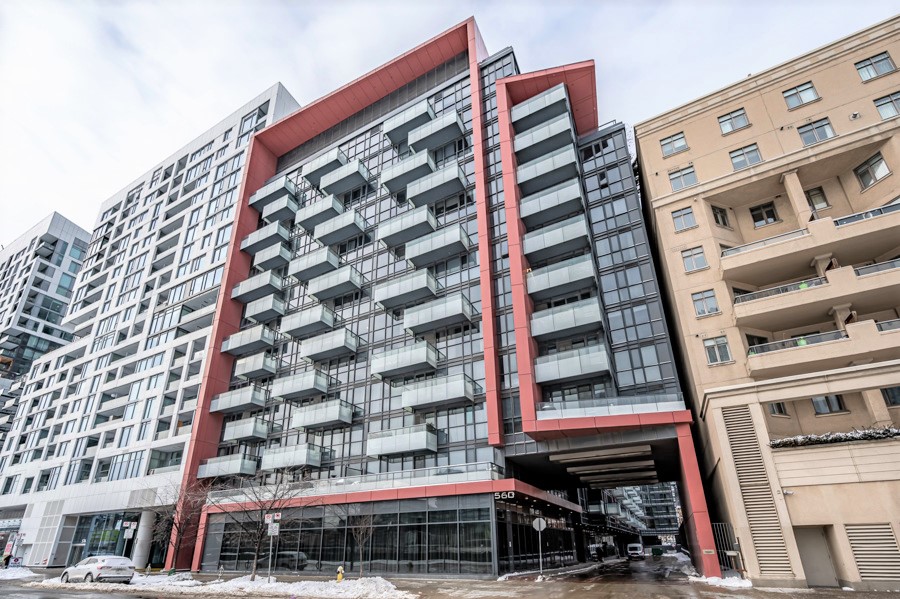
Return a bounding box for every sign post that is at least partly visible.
[532,517,547,575]
[265,513,281,581]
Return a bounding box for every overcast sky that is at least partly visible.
[0,0,897,244]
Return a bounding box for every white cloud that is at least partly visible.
[0,0,896,243]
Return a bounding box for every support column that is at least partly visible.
[781,170,812,225]
[828,303,855,331]
[675,423,722,578]
[131,510,155,569]
[861,388,892,426]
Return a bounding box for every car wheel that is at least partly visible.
[61,573,69,583]
[84,573,94,583]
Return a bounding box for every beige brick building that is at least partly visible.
[635,16,900,590]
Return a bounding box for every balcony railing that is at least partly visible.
[877,318,900,333]
[834,201,900,226]
[720,229,808,257]
[747,330,847,355]
[733,277,827,304]
[536,393,685,420]
[366,423,438,456]
[855,258,900,277]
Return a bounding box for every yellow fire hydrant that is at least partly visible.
[336,565,344,582]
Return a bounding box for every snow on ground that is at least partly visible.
[689,575,753,589]
[665,551,693,563]
[33,574,416,598]
[0,567,39,580]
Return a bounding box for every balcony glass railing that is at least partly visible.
[854,258,900,277]
[537,393,684,417]
[733,277,827,304]
[747,330,847,355]
[834,201,900,226]
[877,318,900,332]
[721,229,808,257]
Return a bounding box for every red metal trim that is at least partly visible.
[499,61,598,136]
[676,422,721,578]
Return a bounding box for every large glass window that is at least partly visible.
[691,290,719,316]
[812,395,845,415]
[856,52,895,81]
[668,166,697,191]
[805,187,829,212]
[749,202,779,227]
[783,81,819,109]
[681,247,708,272]
[672,207,696,232]
[711,205,730,228]
[660,132,687,157]
[798,118,835,146]
[703,336,732,364]
[718,108,749,134]
[875,92,900,120]
[730,144,762,170]
[855,152,890,189]
[882,386,900,408]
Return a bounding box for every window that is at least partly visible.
[768,402,789,416]
[855,52,895,81]
[730,144,762,170]
[783,82,819,109]
[681,247,708,272]
[711,206,730,228]
[672,207,697,231]
[811,394,845,415]
[749,202,779,227]
[718,108,749,134]
[703,336,732,364]
[798,118,835,146]
[660,132,687,157]
[875,92,900,120]
[883,386,900,407]
[855,152,890,189]
[691,290,719,316]
[669,166,697,191]
[805,187,829,211]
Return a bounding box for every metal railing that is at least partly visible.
[854,258,900,277]
[721,229,808,257]
[747,330,847,356]
[733,277,827,304]
[834,201,900,226]
[537,393,684,419]
[877,318,900,333]
[368,423,436,440]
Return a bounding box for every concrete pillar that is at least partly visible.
[781,170,813,225]
[861,388,892,427]
[828,303,855,331]
[131,510,156,569]
[810,253,836,277]
[675,423,722,578]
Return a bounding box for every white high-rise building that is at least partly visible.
[0,83,299,568]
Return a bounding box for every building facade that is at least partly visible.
[183,18,719,577]
[636,16,900,590]
[0,84,299,568]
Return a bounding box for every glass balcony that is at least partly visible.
[302,147,348,187]
[320,160,370,196]
[299,328,359,361]
[519,179,584,228]
[248,175,298,211]
[522,215,590,263]
[855,257,900,277]
[376,205,437,248]
[307,265,364,301]
[210,385,267,414]
[221,325,276,356]
[536,393,685,420]
[407,166,467,208]
[289,247,340,282]
[530,297,603,340]
[271,369,329,400]
[401,373,477,410]
[366,424,438,456]
[516,146,580,197]
[526,254,596,300]
[534,344,611,384]
[370,341,438,379]
[295,195,343,233]
[252,242,291,271]
[197,455,258,478]
[833,201,900,226]
[231,271,282,303]
[734,277,828,305]
[373,270,438,309]
[404,292,476,335]
[282,305,336,339]
[514,112,575,164]
[240,221,290,255]
[261,195,299,224]
[510,83,570,133]
[245,294,285,323]
[380,152,435,194]
[408,110,465,152]
[313,209,367,246]
[721,229,809,258]
[223,417,269,442]
[234,352,277,380]
[748,330,847,356]
[291,398,353,430]
[405,224,472,268]
[261,444,322,470]
[383,100,434,145]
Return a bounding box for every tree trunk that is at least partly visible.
[359,541,364,578]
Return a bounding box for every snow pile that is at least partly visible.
[35,574,416,598]
[0,567,39,580]
[689,575,753,589]
[666,551,693,563]
[770,426,900,449]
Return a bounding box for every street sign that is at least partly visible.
[268,523,280,536]
[264,514,272,524]
[272,512,281,520]
[123,528,134,539]
[532,518,547,532]
[532,518,547,575]
[265,513,282,524]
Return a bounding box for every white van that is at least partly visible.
[626,543,645,560]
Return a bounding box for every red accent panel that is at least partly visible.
[676,422,721,578]
[191,508,210,572]
[500,61,598,136]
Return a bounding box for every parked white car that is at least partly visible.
[626,543,645,560]
[60,555,135,584]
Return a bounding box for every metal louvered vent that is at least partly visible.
[722,405,793,576]
[846,524,900,580]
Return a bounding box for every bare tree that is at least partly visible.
[350,513,374,578]
[205,472,297,581]
[144,478,209,571]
